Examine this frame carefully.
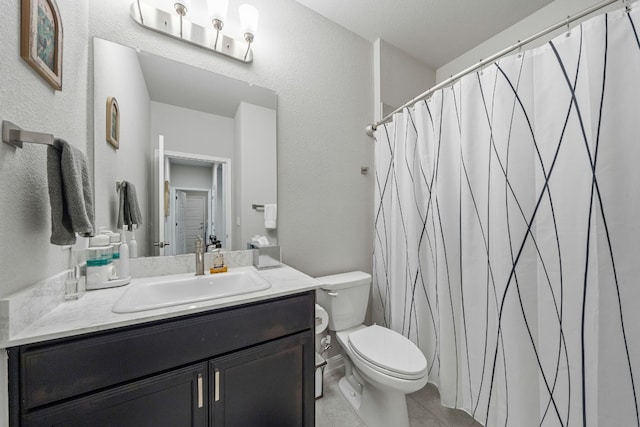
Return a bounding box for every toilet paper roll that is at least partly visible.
[315,304,329,334]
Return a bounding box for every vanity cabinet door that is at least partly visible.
[211,331,315,427]
[23,363,208,427]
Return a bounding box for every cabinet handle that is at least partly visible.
[197,373,203,408]
[327,291,339,297]
[214,369,220,402]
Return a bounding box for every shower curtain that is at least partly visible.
[373,4,640,427]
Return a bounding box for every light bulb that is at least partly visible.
[174,0,191,16]
[208,0,228,25]
[239,4,259,37]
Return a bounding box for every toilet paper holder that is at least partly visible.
[315,304,329,334]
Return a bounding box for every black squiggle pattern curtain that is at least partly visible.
[373,4,640,426]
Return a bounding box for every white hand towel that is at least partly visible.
[264,204,277,230]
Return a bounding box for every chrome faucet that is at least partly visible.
[195,236,205,276]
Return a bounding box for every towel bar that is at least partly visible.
[2,120,55,149]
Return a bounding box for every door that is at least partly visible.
[176,190,187,255]
[210,332,315,426]
[185,194,206,253]
[24,363,208,427]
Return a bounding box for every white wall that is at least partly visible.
[89,0,374,277]
[0,0,89,299]
[150,102,235,159]
[436,0,621,82]
[171,164,214,190]
[93,38,151,255]
[377,39,436,117]
[234,102,278,248]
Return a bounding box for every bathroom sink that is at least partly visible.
[112,267,271,313]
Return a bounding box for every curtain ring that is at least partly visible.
[565,16,571,37]
[517,42,523,59]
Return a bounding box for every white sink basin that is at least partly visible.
[112,267,271,313]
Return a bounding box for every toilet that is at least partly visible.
[316,271,428,427]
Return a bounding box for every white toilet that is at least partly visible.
[316,271,428,427]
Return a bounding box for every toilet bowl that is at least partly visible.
[316,272,428,427]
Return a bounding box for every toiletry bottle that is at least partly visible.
[86,235,114,288]
[210,249,227,274]
[109,233,121,275]
[119,229,130,279]
[129,225,138,259]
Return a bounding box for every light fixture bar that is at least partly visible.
[129,1,254,63]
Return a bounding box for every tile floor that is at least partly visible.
[316,367,482,427]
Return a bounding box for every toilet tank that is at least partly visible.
[316,271,371,331]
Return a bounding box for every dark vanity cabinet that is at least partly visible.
[8,291,316,427]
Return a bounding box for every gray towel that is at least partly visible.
[47,139,95,245]
[116,180,143,230]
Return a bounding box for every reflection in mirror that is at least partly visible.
[93,37,277,257]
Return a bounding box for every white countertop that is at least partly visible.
[2,265,321,347]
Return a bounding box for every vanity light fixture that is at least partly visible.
[130,0,259,63]
[174,0,191,38]
[239,4,258,61]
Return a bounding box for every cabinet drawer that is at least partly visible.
[23,363,208,427]
[13,291,314,411]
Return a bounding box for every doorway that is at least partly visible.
[174,189,209,255]
[155,143,232,256]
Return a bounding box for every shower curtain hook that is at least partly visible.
[624,0,631,14]
[517,42,523,59]
[565,15,571,37]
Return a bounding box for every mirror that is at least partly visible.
[92,37,277,257]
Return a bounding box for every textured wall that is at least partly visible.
[0,1,89,298]
[89,0,375,277]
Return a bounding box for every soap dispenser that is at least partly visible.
[210,249,227,274]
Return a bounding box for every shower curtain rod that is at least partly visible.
[365,0,622,137]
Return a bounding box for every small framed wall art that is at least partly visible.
[21,0,63,91]
[106,96,120,149]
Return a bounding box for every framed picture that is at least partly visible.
[21,0,63,91]
[106,96,120,149]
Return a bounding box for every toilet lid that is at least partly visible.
[348,325,427,378]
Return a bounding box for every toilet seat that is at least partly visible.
[348,325,427,380]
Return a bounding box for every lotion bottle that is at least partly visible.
[119,228,130,279]
[129,225,138,259]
